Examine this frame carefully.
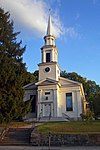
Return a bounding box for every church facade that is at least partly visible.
[23,16,87,121]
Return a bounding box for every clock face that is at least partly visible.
[45,67,50,72]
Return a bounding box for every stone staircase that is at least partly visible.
[0,127,33,146]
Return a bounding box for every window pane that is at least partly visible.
[46,96,48,100]
[66,93,73,111]
[45,92,50,95]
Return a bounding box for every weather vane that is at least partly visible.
[49,8,51,15]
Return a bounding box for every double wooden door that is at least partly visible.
[43,103,51,117]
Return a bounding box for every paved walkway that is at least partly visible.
[0,146,100,150]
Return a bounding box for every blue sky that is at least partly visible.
[1,0,100,85]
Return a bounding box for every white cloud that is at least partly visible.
[65,27,79,39]
[0,0,78,39]
[0,0,64,38]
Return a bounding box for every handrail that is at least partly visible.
[38,112,42,120]
[62,113,72,121]
[49,112,51,120]
[0,127,9,141]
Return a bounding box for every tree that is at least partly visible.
[93,92,100,118]
[24,70,39,85]
[0,8,30,123]
[80,109,94,123]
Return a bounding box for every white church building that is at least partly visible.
[23,16,87,121]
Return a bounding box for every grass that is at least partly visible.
[0,121,32,128]
[37,121,100,134]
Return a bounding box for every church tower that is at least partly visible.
[38,16,60,81]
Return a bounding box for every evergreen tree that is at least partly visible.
[0,8,30,123]
[24,70,39,85]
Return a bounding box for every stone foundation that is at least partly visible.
[30,131,100,146]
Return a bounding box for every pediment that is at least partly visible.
[59,77,81,86]
[35,78,58,86]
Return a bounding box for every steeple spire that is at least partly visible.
[47,15,52,36]
[44,15,55,46]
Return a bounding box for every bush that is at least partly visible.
[80,109,94,123]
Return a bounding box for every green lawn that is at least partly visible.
[37,122,100,134]
[0,121,32,128]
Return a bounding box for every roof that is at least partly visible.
[59,76,81,86]
[23,80,38,90]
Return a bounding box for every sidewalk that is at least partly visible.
[0,146,100,150]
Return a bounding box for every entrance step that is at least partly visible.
[39,117,69,122]
[0,127,33,146]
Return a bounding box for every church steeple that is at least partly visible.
[47,15,52,36]
[44,15,55,46]
[38,15,60,81]
[40,15,58,63]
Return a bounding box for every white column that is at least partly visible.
[77,90,82,118]
[54,50,58,62]
[53,89,57,117]
[51,103,53,117]
[42,51,45,63]
[73,91,78,117]
[37,90,40,118]
[51,49,54,62]
[37,89,42,118]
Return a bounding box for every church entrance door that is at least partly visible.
[43,103,51,117]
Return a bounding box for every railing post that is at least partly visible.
[38,111,42,121]
[49,112,51,120]
[48,132,51,150]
